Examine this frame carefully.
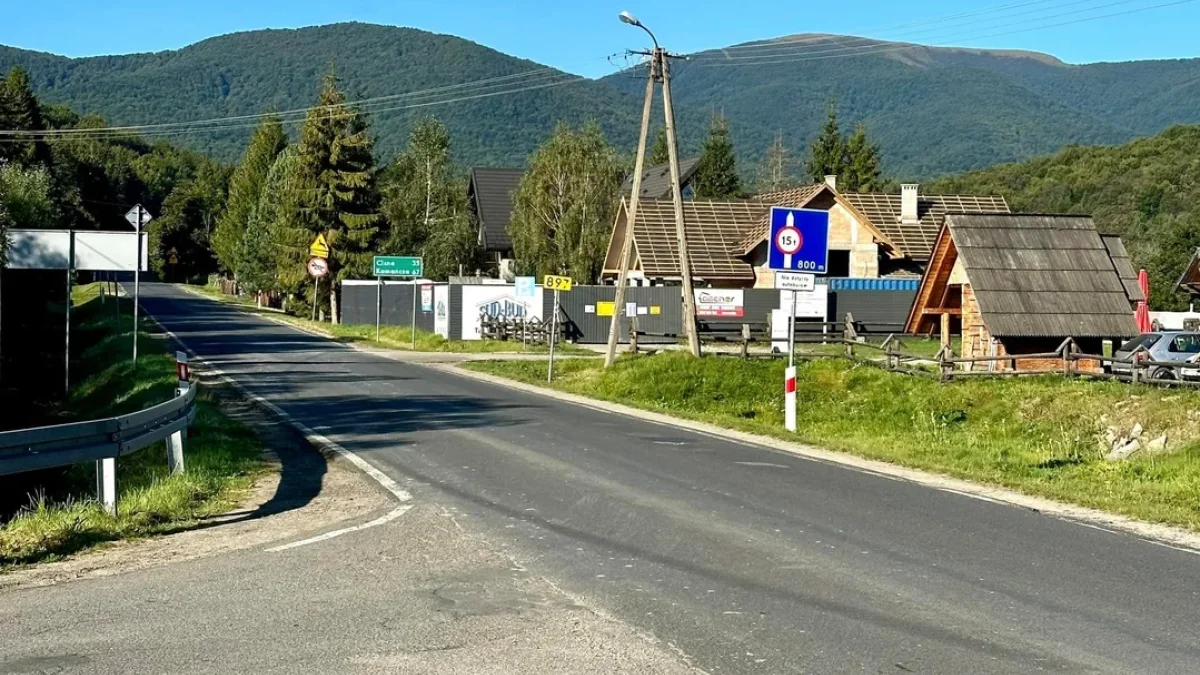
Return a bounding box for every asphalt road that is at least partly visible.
[8,283,1200,674]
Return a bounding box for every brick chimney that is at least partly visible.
[824,175,837,191]
[901,184,919,224]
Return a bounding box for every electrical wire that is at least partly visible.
[0,67,576,139]
[691,0,1196,66]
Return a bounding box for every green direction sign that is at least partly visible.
[374,255,423,277]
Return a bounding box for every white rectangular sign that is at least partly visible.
[694,289,744,318]
[460,285,544,340]
[781,285,828,319]
[6,230,148,271]
[434,285,450,338]
[774,272,815,292]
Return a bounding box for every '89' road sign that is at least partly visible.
[768,207,829,274]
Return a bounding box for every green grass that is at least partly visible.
[0,284,266,568]
[189,282,592,355]
[465,353,1200,531]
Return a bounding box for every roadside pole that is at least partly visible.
[544,274,573,383]
[376,277,382,342]
[132,206,141,362]
[786,289,797,432]
[311,277,319,321]
[661,53,701,358]
[65,231,74,395]
[411,282,417,349]
[548,288,559,383]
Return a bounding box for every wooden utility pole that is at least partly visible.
[604,49,659,368]
[661,54,701,358]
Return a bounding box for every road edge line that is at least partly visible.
[143,311,414,551]
[434,362,1200,555]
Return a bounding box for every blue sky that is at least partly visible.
[2,0,1197,77]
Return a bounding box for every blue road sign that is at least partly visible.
[768,207,830,274]
[515,276,537,298]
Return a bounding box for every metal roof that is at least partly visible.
[610,198,771,281]
[948,214,1138,338]
[621,158,700,200]
[467,167,525,253]
[842,192,1011,260]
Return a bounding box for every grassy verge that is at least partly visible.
[0,284,267,568]
[465,353,1200,530]
[188,282,592,355]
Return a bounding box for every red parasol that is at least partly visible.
[1136,269,1152,333]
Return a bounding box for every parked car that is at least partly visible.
[1111,332,1200,380]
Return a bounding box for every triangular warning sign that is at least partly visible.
[309,233,330,258]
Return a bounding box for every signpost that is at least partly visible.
[308,235,330,321]
[125,205,153,363]
[374,256,424,348]
[769,207,830,433]
[543,275,573,382]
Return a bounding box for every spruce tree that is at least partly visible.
[212,115,286,278]
[806,100,846,182]
[693,114,741,199]
[648,127,670,166]
[0,67,49,165]
[843,123,883,192]
[282,74,382,321]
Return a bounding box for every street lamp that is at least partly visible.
[619,10,659,50]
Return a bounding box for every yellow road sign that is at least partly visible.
[543,275,573,292]
[309,233,331,258]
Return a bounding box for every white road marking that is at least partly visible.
[144,299,414,552]
[734,461,791,469]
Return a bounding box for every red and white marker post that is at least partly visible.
[775,214,804,433]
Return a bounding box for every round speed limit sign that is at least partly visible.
[307,257,329,278]
[774,226,803,256]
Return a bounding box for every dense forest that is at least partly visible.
[5,24,1200,177]
[928,124,1200,310]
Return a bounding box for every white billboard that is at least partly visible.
[6,230,148,271]
[460,284,544,340]
[694,289,744,318]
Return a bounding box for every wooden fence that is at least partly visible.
[478,314,563,345]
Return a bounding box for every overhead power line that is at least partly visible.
[0,68,582,141]
[690,0,1197,66]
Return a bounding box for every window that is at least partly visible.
[1169,334,1200,353]
[1121,334,1161,351]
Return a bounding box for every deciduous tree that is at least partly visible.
[509,122,622,281]
[755,132,795,193]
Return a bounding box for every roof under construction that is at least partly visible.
[603,198,769,282]
[620,158,701,200]
[907,214,1139,338]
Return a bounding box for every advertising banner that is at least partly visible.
[434,285,450,338]
[694,289,745,318]
[460,285,544,340]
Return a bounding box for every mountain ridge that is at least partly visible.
[4,23,1200,176]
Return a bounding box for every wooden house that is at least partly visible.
[906,214,1141,372]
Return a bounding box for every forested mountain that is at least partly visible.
[928,124,1200,310]
[0,23,646,167]
[604,35,1200,177]
[3,25,1200,176]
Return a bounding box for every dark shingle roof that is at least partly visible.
[468,167,525,253]
[843,192,1011,260]
[1177,248,1200,296]
[620,158,700,199]
[1100,234,1144,303]
[615,198,770,281]
[948,214,1138,338]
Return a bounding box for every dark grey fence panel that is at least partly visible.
[341,282,438,332]
[829,289,916,334]
[449,285,464,339]
[558,286,683,344]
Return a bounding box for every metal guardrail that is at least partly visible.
[0,384,198,513]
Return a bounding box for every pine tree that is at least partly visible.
[212,115,286,278]
[279,74,383,321]
[381,117,478,279]
[806,100,846,182]
[843,123,883,192]
[246,147,302,298]
[0,67,49,166]
[648,127,670,166]
[755,132,795,193]
[693,115,741,199]
[509,122,623,281]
